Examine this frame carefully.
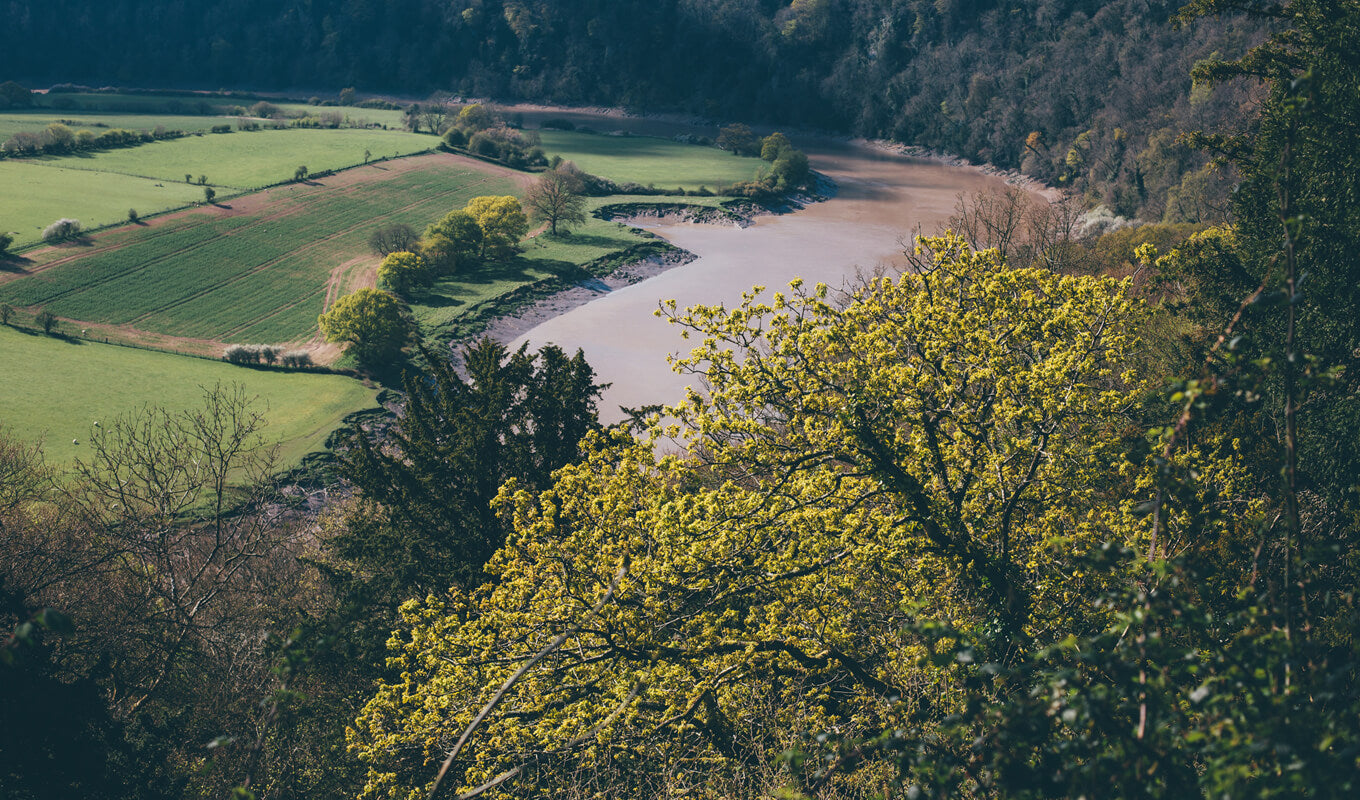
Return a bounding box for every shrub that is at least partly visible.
[280,350,313,368]
[260,345,280,365]
[34,310,57,335]
[0,231,12,255]
[0,303,12,325]
[127,208,139,223]
[42,218,82,242]
[210,124,232,134]
[204,187,216,204]
[224,344,254,364]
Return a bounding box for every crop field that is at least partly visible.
[28,128,433,190]
[0,160,205,245]
[0,155,519,347]
[536,130,766,190]
[0,324,378,467]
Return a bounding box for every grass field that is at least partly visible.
[31,128,434,189]
[0,324,378,467]
[0,160,205,245]
[536,130,766,190]
[0,110,238,140]
[0,156,518,346]
[27,91,408,128]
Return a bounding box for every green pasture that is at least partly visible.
[0,158,516,344]
[0,110,236,140]
[0,324,377,467]
[27,91,409,128]
[536,130,765,190]
[0,160,204,245]
[33,128,433,189]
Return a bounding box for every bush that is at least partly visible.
[34,310,57,335]
[0,303,12,324]
[203,187,216,203]
[210,124,232,134]
[541,118,576,131]
[42,218,82,242]
[280,350,313,368]
[0,231,12,255]
[127,208,138,223]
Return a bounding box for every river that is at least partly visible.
[505,115,1019,421]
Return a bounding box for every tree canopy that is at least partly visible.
[464,195,529,260]
[317,288,409,366]
[348,235,1164,798]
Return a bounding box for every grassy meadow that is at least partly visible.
[31,128,433,190]
[536,130,766,189]
[1,157,518,345]
[0,160,205,244]
[0,324,377,467]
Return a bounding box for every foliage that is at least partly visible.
[328,338,603,605]
[375,250,432,296]
[348,234,1151,798]
[421,209,483,274]
[0,231,11,256]
[523,168,587,235]
[34,310,57,335]
[716,122,760,156]
[368,222,417,257]
[41,217,82,242]
[464,195,529,260]
[318,288,409,366]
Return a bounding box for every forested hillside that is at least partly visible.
[3,1,1266,218]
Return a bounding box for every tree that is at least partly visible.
[0,304,11,325]
[317,288,409,366]
[421,209,483,274]
[464,195,528,260]
[203,186,216,203]
[456,103,497,132]
[522,169,586,235]
[0,80,33,109]
[339,87,356,106]
[42,218,81,242]
[368,223,417,257]
[348,234,1151,799]
[760,131,792,161]
[34,311,57,335]
[294,165,308,181]
[0,231,12,256]
[375,251,431,296]
[329,338,603,604]
[717,123,760,156]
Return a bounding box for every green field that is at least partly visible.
[33,128,433,189]
[0,157,518,345]
[0,324,377,467]
[0,160,205,244]
[536,130,766,189]
[0,110,238,140]
[27,92,409,128]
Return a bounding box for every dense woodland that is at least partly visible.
[4,1,1360,799]
[3,0,1268,218]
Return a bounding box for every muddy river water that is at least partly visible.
[506,115,1018,421]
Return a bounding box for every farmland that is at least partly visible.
[1,155,520,348]
[0,160,204,245]
[536,129,766,190]
[29,128,434,190]
[0,323,378,468]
